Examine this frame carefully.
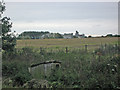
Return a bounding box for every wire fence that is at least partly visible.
[36,43,119,53]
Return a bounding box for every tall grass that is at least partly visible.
[2,43,120,88]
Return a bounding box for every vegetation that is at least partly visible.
[2,43,120,88]
[1,2,16,52]
[106,34,120,37]
[18,31,50,39]
[17,31,63,39]
[2,17,16,52]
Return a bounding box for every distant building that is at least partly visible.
[41,33,50,39]
[41,33,55,39]
[78,34,85,38]
[63,33,73,39]
[75,31,85,38]
[75,31,79,38]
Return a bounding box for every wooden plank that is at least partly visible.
[30,60,61,68]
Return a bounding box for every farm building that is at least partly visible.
[41,33,51,39]
[78,34,85,38]
[75,31,85,38]
[75,31,79,37]
[63,33,73,39]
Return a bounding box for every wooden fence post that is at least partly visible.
[40,47,43,55]
[66,47,68,53]
[101,43,103,50]
[85,45,87,52]
[105,44,107,49]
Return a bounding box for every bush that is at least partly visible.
[2,61,32,87]
[13,71,32,87]
[49,81,64,88]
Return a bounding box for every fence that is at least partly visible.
[38,44,119,53]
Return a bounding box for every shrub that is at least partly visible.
[2,61,32,87]
[13,71,32,87]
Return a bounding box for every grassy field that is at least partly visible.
[16,37,118,50]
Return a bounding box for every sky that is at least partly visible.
[4,0,120,2]
[2,1,118,36]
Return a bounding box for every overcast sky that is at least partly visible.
[3,2,118,36]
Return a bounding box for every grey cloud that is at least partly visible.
[3,2,118,36]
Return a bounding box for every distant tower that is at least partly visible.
[75,31,79,38]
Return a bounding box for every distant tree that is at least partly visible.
[101,35,105,37]
[18,31,50,39]
[106,34,113,37]
[54,33,63,38]
[113,34,120,37]
[1,1,16,52]
[73,36,77,38]
[88,35,92,38]
[84,36,87,38]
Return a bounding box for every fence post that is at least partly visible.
[40,47,43,55]
[115,44,117,47]
[66,47,68,53]
[104,44,107,53]
[101,43,103,50]
[115,44,118,53]
[105,44,107,49]
[85,45,87,52]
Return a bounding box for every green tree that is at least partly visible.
[0,1,16,52]
[54,33,63,38]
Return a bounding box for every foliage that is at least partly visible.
[17,31,63,39]
[18,31,50,39]
[0,1,5,14]
[54,33,63,38]
[13,71,32,87]
[105,34,120,37]
[23,79,49,88]
[1,2,16,52]
[2,61,32,87]
[2,17,16,52]
[49,81,64,88]
[2,43,119,88]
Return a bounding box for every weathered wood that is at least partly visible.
[85,45,87,52]
[30,60,61,68]
[65,47,68,53]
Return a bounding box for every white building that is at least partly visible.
[63,33,73,39]
[75,31,85,38]
[78,34,85,38]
